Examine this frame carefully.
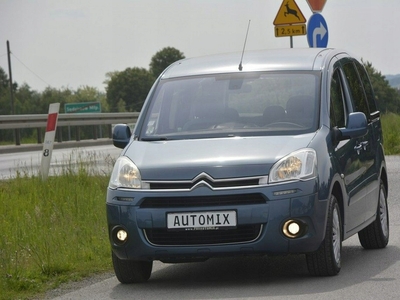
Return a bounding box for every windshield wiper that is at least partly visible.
[140,136,169,141]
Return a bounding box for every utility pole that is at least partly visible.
[6,41,14,114]
[7,40,20,145]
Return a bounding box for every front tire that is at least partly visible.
[112,252,153,283]
[358,180,389,249]
[306,195,342,276]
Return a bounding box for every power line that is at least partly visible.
[10,52,51,87]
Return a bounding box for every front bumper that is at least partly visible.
[106,179,328,262]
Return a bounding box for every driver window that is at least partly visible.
[330,69,346,128]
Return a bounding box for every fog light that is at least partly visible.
[112,226,128,245]
[282,219,307,239]
[288,222,300,235]
[117,229,128,242]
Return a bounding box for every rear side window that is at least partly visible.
[354,61,378,114]
[342,61,370,118]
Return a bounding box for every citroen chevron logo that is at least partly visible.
[191,172,215,190]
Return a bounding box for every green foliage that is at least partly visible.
[381,113,400,155]
[0,68,11,115]
[106,67,154,112]
[0,47,184,118]
[0,152,114,300]
[363,61,400,114]
[149,46,185,78]
[0,76,109,144]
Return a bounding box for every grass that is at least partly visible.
[0,152,115,300]
[381,113,400,155]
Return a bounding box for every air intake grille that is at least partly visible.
[145,225,262,246]
[140,194,266,208]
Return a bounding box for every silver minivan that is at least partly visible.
[107,48,388,283]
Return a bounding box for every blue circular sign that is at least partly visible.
[307,13,328,48]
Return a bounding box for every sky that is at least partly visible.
[0,0,399,93]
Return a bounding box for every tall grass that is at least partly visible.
[381,113,400,155]
[0,153,115,300]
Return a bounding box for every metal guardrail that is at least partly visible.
[0,112,139,129]
[0,112,139,146]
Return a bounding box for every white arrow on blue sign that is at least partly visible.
[307,13,328,48]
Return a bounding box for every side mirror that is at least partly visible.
[339,112,368,140]
[112,124,131,149]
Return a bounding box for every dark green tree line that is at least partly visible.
[364,61,400,114]
[105,67,154,112]
[3,48,399,144]
[106,47,185,112]
[0,46,185,143]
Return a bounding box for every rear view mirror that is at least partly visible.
[113,124,131,149]
[339,112,368,140]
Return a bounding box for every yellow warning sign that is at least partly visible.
[273,0,306,26]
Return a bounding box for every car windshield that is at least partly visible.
[140,71,320,140]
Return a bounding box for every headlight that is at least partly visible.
[269,149,317,183]
[109,156,147,189]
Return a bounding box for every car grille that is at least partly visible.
[149,178,260,190]
[139,193,266,208]
[144,224,262,246]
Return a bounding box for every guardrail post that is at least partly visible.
[57,128,62,143]
[15,129,21,145]
[75,127,80,141]
[37,128,42,144]
[93,125,98,140]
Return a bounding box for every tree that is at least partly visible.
[66,86,108,112]
[0,67,8,90]
[149,47,185,78]
[14,83,41,114]
[106,68,154,112]
[0,67,10,115]
[364,61,400,114]
[0,67,18,115]
[41,87,73,113]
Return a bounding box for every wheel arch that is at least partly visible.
[380,164,388,197]
[331,180,345,240]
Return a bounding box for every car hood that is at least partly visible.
[123,134,316,180]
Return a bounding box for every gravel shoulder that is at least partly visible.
[37,272,115,299]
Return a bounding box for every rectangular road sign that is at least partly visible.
[275,24,307,37]
[65,102,101,113]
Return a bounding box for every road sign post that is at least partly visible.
[41,103,60,180]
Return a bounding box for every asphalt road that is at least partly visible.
[2,148,399,299]
[0,144,122,179]
[51,155,400,300]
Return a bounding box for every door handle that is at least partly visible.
[361,141,369,151]
[354,144,363,155]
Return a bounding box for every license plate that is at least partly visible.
[167,210,237,230]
